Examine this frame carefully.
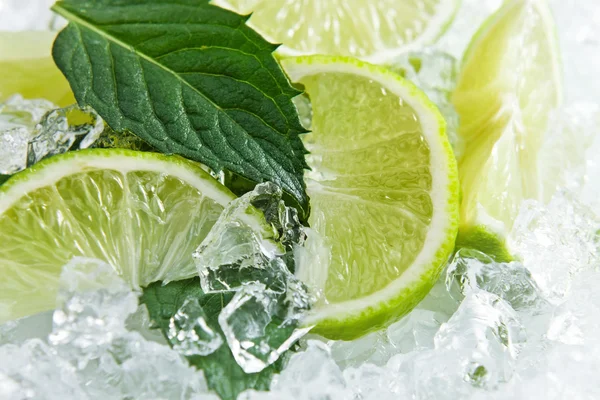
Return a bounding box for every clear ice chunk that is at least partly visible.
[549,0,600,103]
[0,95,55,174]
[446,249,548,311]
[0,95,104,175]
[538,103,600,202]
[0,257,214,399]
[251,340,351,400]
[434,290,526,389]
[218,282,310,374]
[49,257,138,351]
[28,104,105,165]
[192,183,290,293]
[193,183,315,373]
[168,298,223,356]
[508,193,600,300]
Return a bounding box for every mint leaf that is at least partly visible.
[0,175,10,187]
[51,0,310,218]
[141,278,295,400]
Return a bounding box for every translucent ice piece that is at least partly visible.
[293,227,330,305]
[49,258,138,355]
[331,309,446,369]
[168,298,223,356]
[388,49,464,158]
[548,272,600,346]
[538,103,600,202]
[218,283,310,374]
[0,96,104,175]
[0,95,55,174]
[550,0,600,103]
[434,291,526,388]
[0,257,214,399]
[249,340,352,400]
[0,339,85,399]
[508,193,600,300]
[192,183,288,293]
[446,249,548,311]
[28,104,105,165]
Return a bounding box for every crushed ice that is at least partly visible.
[0,95,104,175]
[0,258,217,400]
[194,183,317,373]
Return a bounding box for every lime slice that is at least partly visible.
[0,31,75,106]
[282,56,459,339]
[0,149,235,323]
[451,0,561,260]
[213,0,460,63]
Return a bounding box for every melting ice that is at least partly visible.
[0,95,104,175]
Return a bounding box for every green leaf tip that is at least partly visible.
[51,0,310,218]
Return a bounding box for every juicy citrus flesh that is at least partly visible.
[283,56,459,339]
[214,0,458,62]
[452,0,561,243]
[0,31,75,106]
[303,73,432,302]
[0,149,234,322]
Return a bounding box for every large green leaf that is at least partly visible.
[141,278,293,400]
[51,0,310,217]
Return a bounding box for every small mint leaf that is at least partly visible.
[51,0,310,218]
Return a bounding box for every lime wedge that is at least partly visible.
[452,0,561,260]
[213,0,460,63]
[0,149,235,322]
[0,31,75,106]
[282,56,459,340]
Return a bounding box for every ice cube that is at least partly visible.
[28,104,105,166]
[192,183,314,373]
[167,297,223,356]
[434,291,526,389]
[446,249,548,311]
[330,330,393,369]
[238,340,352,400]
[550,0,600,103]
[0,257,214,399]
[0,339,85,400]
[49,257,138,352]
[538,103,600,202]
[547,272,600,346]
[330,273,453,369]
[218,283,310,374]
[192,183,288,293]
[293,227,330,304]
[0,96,104,175]
[508,193,600,300]
[0,95,55,174]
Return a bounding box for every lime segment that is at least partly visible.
[282,56,459,339]
[0,149,235,322]
[452,0,561,257]
[214,0,459,62]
